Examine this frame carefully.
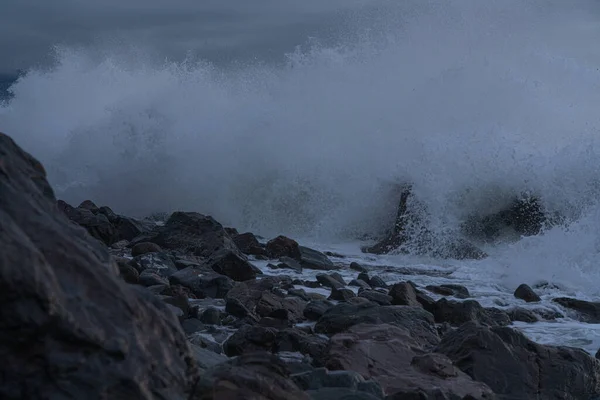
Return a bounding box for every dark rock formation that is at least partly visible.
[436,322,600,400]
[138,211,239,257]
[514,283,541,303]
[388,282,421,307]
[191,352,309,400]
[233,232,268,257]
[426,284,470,299]
[0,132,195,399]
[267,235,302,258]
[552,297,600,323]
[433,299,511,327]
[322,324,494,398]
[314,303,439,347]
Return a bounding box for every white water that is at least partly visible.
[3,0,600,353]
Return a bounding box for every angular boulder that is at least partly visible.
[322,324,494,399]
[0,133,195,399]
[436,322,600,400]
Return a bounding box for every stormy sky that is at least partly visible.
[0,0,381,74]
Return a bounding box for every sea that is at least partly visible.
[1,0,600,354]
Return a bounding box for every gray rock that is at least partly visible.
[349,279,371,290]
[514,283,541,303]
[138,270,170,287]
[206,248,257,282]
[132,251,178,277]
[437,322,600,400]
[304,300,334,321]
[317,273,345,290]
[358,290,393,306]
[189,344,227,372]
[350,262,368,273]
[426,284,470,299]
[433,298,511,327]
[299,246,338,270]
[329,288,357,302]
[507,307,539,323]
[552,297,600,323]
[388,282,421,307]
[315,303,439,348]
[322,324,493,399]
[169,266,234,298]
[0,133,195,398]
[131,241,162,257]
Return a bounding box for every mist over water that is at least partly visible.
[3,0,600,293]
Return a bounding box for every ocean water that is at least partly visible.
[2,0,600,353]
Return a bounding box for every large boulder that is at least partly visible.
[552,297,600,323]
[322,324,494,398]
[0,133,195,399]
[140,211,239,257]
[314,303,439,348]
[191,352,309,400]
[436,322,600,399]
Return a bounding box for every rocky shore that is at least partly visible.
[1,131,600,400]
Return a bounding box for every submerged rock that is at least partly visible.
[0,133,196,399]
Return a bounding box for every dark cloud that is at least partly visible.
[0,0,377,73]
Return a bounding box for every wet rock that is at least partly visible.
[206,248,257,282]
[223,325,278,356]
[389,282,421,307]
[191,352,309,400]
[322,324,493,399]
[317,273,345,290]
[181,318,205,335]
[132,251,178,277]
[533,308,564,321]
[0,133,195,398]
[226,277,305,323]
[462,195,546,241]
[277,256,303,273]
[131,241,162,257]
[138,270,170,287]
[358,289,393,306]
[292,368,384,399]
[329,287,357,302]
[437,322,600,400]
[415,290,437,314]
[288,288,311,301]
[141,211,239,257]
[299,246,338,270]
[552,297,600,323]
[350,262,368,273]
[61,205,117,245]
[433,299,511,327]
[274,329,329,360]
[116,259,140,284]
[426,284,470,299]
[267,235,302,258]
[146,284,168,295]
[170,266,234,299]
[369,275,388,289]
[304,300,334,321]
[514,283,541,303]
[507,307,539,323]
[189,344,227,373]
[199,307,221,325]
[349,279,371,290]
[315,303,438,346]
[233,232,268,256]
[162,284,196,299]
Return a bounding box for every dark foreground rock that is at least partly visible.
[322,323,494,398]
[191,352,309,400]
[436,322,600,400]
[0,133,196,399]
